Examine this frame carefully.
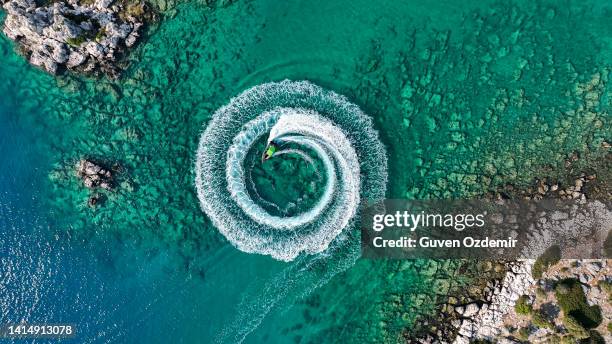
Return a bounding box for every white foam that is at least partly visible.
[195,80,387,261]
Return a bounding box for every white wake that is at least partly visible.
[195,80,387,261]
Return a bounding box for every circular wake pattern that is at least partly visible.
[195,80,387,261]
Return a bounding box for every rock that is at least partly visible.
[586,262,602,274]
[581,284,590,297]
[578,273,592,284]
[95,0,114,10]
[452,261,535,343]
[106,22,132,39]
[537,185,546,194]
[44,39,70,64]
[85,42,105,58]
[451,319,462,328]
[2,0,150,77]
[463,303,480,317]
[574,179,583,190]
[76,159,114,190]
[29,51,58,74]
[87,193,105,207]
[125,31,139,47]
[66,51,86,68]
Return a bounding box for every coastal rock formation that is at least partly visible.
[411,163,611,344]
[453,261,535,343]
[448,167,611,343]
[490,152,611,202]
[2,0,150,77]
[452,259,612,343]
[449,202,610,342]
[501,260,611,343]
[76,158,114,190]
[451,259,612,343]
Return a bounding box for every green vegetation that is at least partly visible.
[608,322,612,334]
[562,315,590,339]
[581,330,605,344]
[532,310,554,329]
[560,336,577,344]
[127,2,145,17]
[532,245,561,279]
[544,334,561,344]
[95,28,106,42]
[119,0,147,21]
[515,295,533,315]
[555,279,602,328]
[66,35,87,47]
[536,279,608,344]
[598,280,612,298]
[517,327,530,341]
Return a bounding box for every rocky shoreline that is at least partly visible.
[497,259,610,343]
[450,258,611,343]
[2,0,154,78]
[412,152,611,343]
[452,261,535,343]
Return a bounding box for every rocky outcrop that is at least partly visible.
[490,146,611,202]
[453,261,535,343]
[452,259,612,343]
[407,261,509,344]
[76,158,114,190]
[411,160,611,344]
[2,0,151,78]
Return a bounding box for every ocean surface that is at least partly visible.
[0,0,611,343]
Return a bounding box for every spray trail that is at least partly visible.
[195,80,387,261]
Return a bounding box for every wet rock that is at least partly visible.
[87,193,105,207]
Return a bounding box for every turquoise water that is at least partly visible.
[1,0,611,343]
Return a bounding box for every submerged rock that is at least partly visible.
[87,192,106,207]
[2,0,153,78]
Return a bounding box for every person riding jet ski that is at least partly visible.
[262,140,279,162]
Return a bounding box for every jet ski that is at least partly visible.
[262,141,278,162]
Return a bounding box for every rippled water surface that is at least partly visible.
[0,0,610,343]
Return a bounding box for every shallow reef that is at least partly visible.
[0,0,610,342]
